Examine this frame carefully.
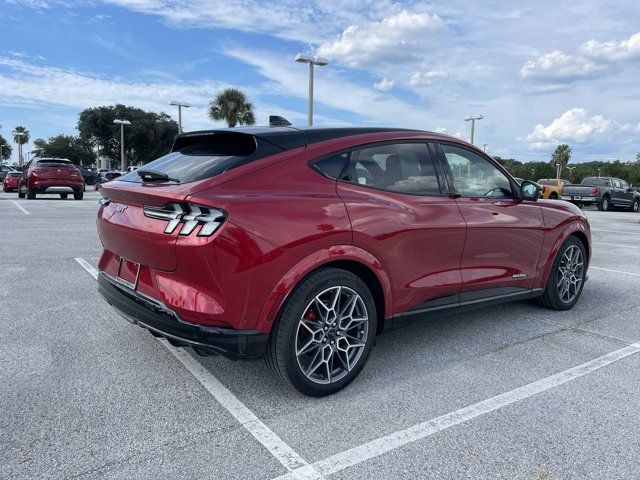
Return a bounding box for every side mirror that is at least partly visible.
[520,180,541,201]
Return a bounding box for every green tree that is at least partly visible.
[12,126,30,165]
[208,88,256,127]
[551,144,571,177]
[77,104,178,166]
[0,134,13,162]
[32,134,96,166]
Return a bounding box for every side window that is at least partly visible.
[440,144,513,198]
[312,153,348,179]
[341,143,441,195]
[613,179,621,188]
[620,180,629,190]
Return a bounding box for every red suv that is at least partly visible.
[18,157,84,200]
[97,127,590,396]
[3,170,21,192]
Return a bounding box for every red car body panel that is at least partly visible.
[96,128,591,355]
[19,159,84,193]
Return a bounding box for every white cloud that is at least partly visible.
[410,70,448,86]
[518,108,639,148]
[519,51,602,81]
[373,78,394,91]
[580,32,640,62]
[316,10,446,67]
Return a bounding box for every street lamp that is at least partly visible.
[598,168,602,177]
[12,130,26,167]
[170,100,191,133]
[482,143,488,152]
[567,166,576,181]
[555,162,561,180]
[0,143,6,160]
[113,119,131,170]
[294,53,329,126]
[464,115,483,144]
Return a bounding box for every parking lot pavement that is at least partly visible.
[2,192,640,479]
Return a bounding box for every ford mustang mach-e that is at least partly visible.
[96,127,591,396]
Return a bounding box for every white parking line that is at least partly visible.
[11,200,30,215]
[74,257,98,279]
[590,266,640,277]
[591,228,640,235]
[593,242,640,249]
[276,342,640,479]
[73,257,325,480]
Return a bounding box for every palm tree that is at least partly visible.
[12,126,30,166]
[208,88,256,128]
[551,144,571,178]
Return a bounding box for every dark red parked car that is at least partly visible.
[97,127,591,396]
[18,157,84,200]
[3,170,21,192]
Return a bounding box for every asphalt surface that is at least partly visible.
[1,190,640,480]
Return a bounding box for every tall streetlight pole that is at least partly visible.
[567,166,576,181]
[0,143,6,161]
[294,54,329,126]
[113,119,131,170]
[170,101,191,133]
[555,162,562,180]
[464,115,483,145]
[482,143,488,152]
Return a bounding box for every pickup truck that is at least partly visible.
[562,176,640,212]
[537,178,570,199]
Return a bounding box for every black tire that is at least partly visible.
[598,195,610,211]
[549,192,558,200]
[73,188,83,200]
[266,268,377,396]
[537,236,587,311]
[18,186,25,199]
[632,199,639,213]
[27,186,36,200]
[60,193,68,199]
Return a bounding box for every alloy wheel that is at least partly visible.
[557,245,584,303]
[295,286,368,384]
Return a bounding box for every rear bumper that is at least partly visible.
[97,272,268,359]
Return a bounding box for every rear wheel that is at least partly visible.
[73,188,83,200]
[598,196,610,211]
[27,186,36,200]
[632,199,639,212]
[266,268,376,396]
[538,236,587,311]
[60,193,68,199]
[18,185,25,198]
[549,192,558,200]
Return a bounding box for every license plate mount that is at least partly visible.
[116,257,141,290]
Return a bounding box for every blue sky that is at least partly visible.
[1,0,640,165]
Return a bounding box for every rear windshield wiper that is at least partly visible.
[137,169,180,183]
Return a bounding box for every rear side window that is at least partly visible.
[538,180,557,186]
[119,132,283,184]
[312,153,348,179]
[341,143,441,195]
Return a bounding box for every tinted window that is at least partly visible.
[441,144,513,198]
[37,160,74,168]
[538,179,557,186]
[614,179,621,188]
[8,171,21,177]
[341,143,441,195]
[119,133,283,184]
[581,177,608,187]
[312,153,348,179]
[620,180,629,189]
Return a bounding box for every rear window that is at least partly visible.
[581,177,608,187]
[119,132,283,184]
[8,171,21,177]
[37,160,74,168]
[105,173,122,180]
[537,180,557,186]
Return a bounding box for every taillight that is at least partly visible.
[593,186,599,195]
[33,168,47,176]
[143,203,225,237]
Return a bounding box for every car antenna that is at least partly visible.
[269,115,292,127]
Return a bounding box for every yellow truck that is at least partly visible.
[537,178,570,199]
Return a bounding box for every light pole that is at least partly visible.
[294,54,329,126]
[170,101,191,133]
[464,115,483,144]
[12,130,26,166]
[482,143,488,152]
[113,119,131,170]
[598,168,602,177]
[567,166,576,181]
[0,143,6,160]
[555,162,561,180]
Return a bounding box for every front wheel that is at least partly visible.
[27,186,36,200]
[18,185,25,198]
[73,188,83,200]
[598,196,610,211]
[266,268,377,396]
[538,236,587,311]
[632,199,639,213]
